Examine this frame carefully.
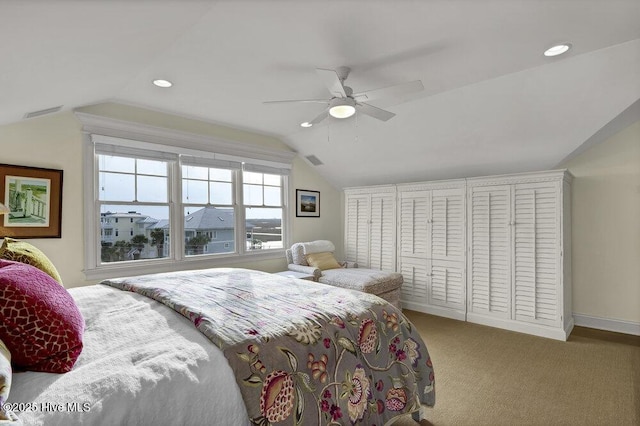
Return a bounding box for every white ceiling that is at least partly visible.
[2,0,639,188]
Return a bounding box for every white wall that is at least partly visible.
[290,156,343,259]
[0,104,341,287]
[560,120,640,326]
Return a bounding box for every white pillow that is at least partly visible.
[301,240,335,255]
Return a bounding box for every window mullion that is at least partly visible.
[172,159,184,261]
[236,169,245,255]
[134,160,138,202]
[207,167,212,205]
[281,175,289,248]
[95,199,102,269]
[90,142,100,270]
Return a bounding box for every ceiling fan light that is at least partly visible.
[300,122,313,127]
[330,105,356,118]
[329,98,356,119]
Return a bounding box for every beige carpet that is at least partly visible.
[391,310,640,426]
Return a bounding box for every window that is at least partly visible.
[81,118,294,279]
[243,171,283,250]
[183,165,234,256]
[98,154,170,263]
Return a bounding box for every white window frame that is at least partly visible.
[78,112,295,280]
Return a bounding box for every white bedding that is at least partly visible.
[8,285,250,426]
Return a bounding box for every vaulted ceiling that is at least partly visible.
[2,1,639,188]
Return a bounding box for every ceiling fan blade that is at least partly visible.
[353,80,424,102]
[356,102,396,121]
[307,109,329,125]
[263,99,328,104]
[316,68,347,98]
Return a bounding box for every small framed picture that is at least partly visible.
[0,163,63,238]
[296,189,320,217]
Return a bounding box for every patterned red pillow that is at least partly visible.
[0,259,84,373]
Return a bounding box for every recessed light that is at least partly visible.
[300,122,313,128]
[152,79,173,88]
[544,43,571,57]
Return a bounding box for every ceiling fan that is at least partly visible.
[264,66,424,127]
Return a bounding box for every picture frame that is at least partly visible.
[296,189,320,217]
[0,163,63,238]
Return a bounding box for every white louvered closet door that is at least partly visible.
[398,191,430,303]
[345,194,370,267]
[468,185,511,318]
[513,182,560,326]
[369,193,396,271]
[398,191,430,258]
[429,189,465,309]
[399,258,429,303]
[431,189,465,261]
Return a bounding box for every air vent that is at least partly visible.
[305,155,323,166]
[23,105,63,119]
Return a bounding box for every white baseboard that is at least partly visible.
[466,313,570,341]
[401,301,466,321]
[573,314,640,336]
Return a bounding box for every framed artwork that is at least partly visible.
[296,189,320,217]
[0,163,63,238]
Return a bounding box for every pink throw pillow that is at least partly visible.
[0,259,84,373]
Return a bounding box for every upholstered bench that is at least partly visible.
[285,240,403,310]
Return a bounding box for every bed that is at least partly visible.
[3,266,435,425]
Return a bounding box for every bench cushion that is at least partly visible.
[318,268,403,295]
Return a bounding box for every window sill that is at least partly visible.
[83,249,286,282]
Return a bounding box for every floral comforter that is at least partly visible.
[102,267,435,425]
